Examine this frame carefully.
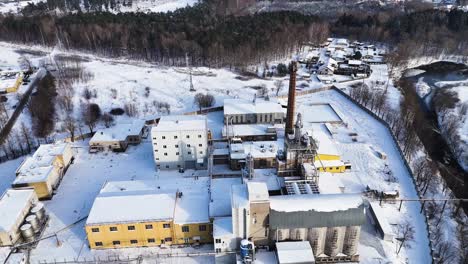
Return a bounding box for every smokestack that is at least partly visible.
[285,61,297,135]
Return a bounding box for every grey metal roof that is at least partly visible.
[269,207,366,229]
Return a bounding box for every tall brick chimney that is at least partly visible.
[285,61,297,135]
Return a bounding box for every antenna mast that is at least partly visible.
[186,53,196,92]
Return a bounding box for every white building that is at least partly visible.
[151,115,208,170]
[89,120,146,152]
[276,241,315,264]
[0,189,38,246]
[213,217,236,253]
[224,99,285,125]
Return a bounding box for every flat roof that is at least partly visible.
[209,178,242,218]
[13,159,55,184]
[247,182,269,202]
[313,129,340,157]
[0,189,35,232]
[15,142,70,178]
[224,99,284,115]
[222,124,277,138]
[299,103,343,124]
[276,241,315,264]
[87,180,209,225]
[152,115,206,132]
[213,217,233,238]
[90,120,145,143]
[269,193,363,213]
[231,184,249,209]
[242,139,284,159]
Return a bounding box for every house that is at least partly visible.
[0,73,23,94]
[224,98,285,125]
[12,143,73,199]
[0,189,38,246]
[89,120,145,152]
[85,180,212,249]
[317,58,337,76]
[151,115,208,170]
[313,130,350,173]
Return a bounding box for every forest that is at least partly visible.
[0,2,466,67]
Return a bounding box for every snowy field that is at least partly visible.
[0,0,199,14]
[0,88,431,263]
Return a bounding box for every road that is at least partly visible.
[0,68,46,144]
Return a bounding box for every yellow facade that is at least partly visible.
[316,153,341,161]
[22,182,52,200]
[317,166,346,173]
[86,221,212,249]
[316,153,346,173]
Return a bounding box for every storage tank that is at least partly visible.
[25,215,40,233]
[31,203,46,222]
[324,226,346,257]
[20,224,34,242]
[307,227,327,255]
[240,239,254,263]
[290,228,306,241]
[343,226,361,256]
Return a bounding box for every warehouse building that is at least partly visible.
[89,120,145,152]
[86,180,212,249]
[224,98,285,125]
[12,143,74,199]
[151,115,208,170]
[0,189,38,246]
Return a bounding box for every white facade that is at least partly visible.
[152,115,208,170]
[213,217,236,253]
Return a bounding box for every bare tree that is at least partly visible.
[194,93,215,112]
[396,220,415,255]
[124,102,138,117]
[63,114,76,141]
[274,80,284,96]
[20,122,33,153]
[82,103,101,133]
[102,113,114,128]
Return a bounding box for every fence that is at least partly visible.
[330,86,435,263]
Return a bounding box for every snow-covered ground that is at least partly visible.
[0,0,198,14]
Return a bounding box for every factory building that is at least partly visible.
[85,180,212,249]
[0,189,39,246]
[89,119,145,152]
[151,115,208,170]
[223,98,285,125]
[218,182,365,263]
[12,143,74,199]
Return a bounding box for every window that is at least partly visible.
[164,153,168,156]
[163,224,171,229]
[174,136,178,139]
[198,135,202,138]
[188,151,192,155]
[163,145,167,148]
[199,151,203,154]
[95,242,103,247]
[156,158,160,161]
[110,227,117,232]
[148,238,155,243]
[91,228,99,233]
[130,240,138,244]
[153,137,157,140]
[175,144,179,148]
[184,238,190,243]
[187,144,191,147]
[199,225,207,231]
[127,226,135,231]
[112,241,120,245]
[162,136,166,139]
[198,144,202,147]
[215,239,221,244]
[216,248,221,253]
[176,152,179,156]
[154,150,158,152]
[145,224,153,230]
[182,226,189,233]
[186,135,190,139]
[165,237,172,242]
[166,165,169,168]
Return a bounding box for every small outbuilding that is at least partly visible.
[276,241,315,264]
[89,120,145,152]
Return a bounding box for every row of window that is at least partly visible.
[156,151,204,155]
[95,237,173,247]
[156,135,203,140]
[91,225,206,233]
[159,144,203,148]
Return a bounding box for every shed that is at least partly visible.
[276,241,315,264]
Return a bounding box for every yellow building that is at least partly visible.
[12,143,74,199]
[314,131,350,173]
[86,181,212,249]
[0,73,23,93]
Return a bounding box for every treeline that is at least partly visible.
[22,0,133,13]
[332,9,468,57]
[0,4,325,67]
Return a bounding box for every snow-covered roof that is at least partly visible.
[222,124,277,138]
[242,139,283,159]
[224,99,284,115]
[300,104,343,124]
[276,241,315,264]
[13,158,55,184]
[213,217,233,238]
[348,60,362,66]
[247,182,269,202]
[153,115,207,132]
[269,193,363,213]
[87,180,209,225]
[231,184,249,209]
[314,130,340,157]
[209,178,242,218]
[0,189,36,232]
[0,74,20,91]
[90,120,145,143]
[314,159,345,168]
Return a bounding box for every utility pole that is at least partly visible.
[186,53,195,92]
